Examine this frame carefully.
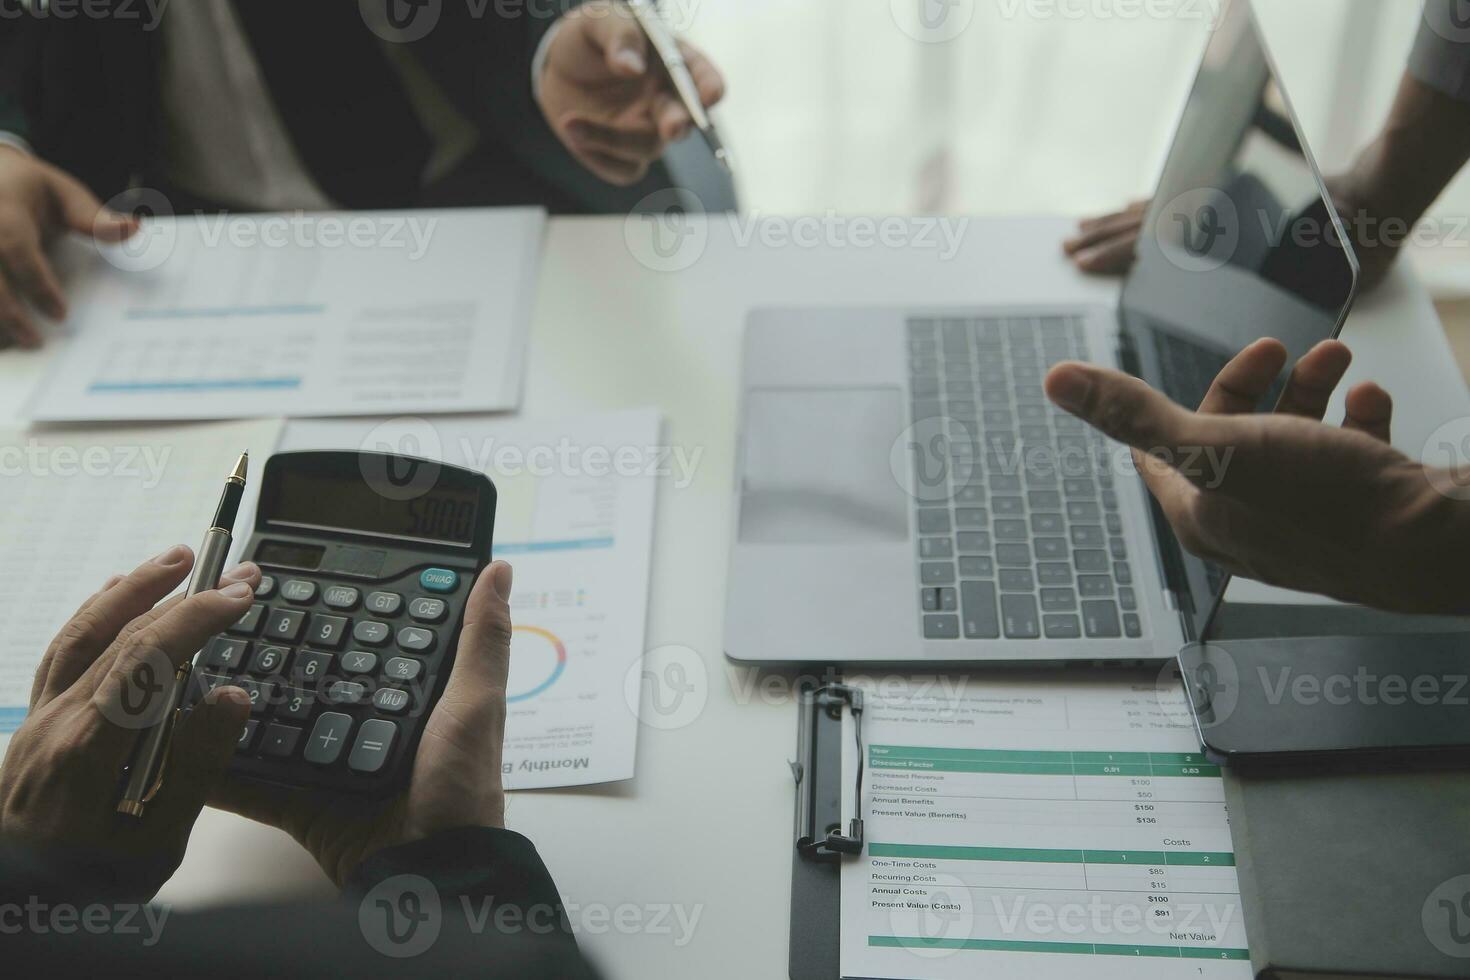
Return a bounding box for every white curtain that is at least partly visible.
[685,0,1428,221]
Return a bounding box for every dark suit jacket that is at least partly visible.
[1,826,601,978]
[0,0,676,214]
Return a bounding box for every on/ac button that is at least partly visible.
[419,568,459,593]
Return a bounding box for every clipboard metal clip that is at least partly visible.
[793,684,865,862]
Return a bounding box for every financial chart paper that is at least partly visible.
[839,674,1250,979]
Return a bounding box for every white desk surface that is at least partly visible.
[1,215,1465,978]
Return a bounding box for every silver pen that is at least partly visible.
[624,0,730,172]
[117,452,249,818]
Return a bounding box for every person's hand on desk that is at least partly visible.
[537,0,725,186]
[1045,339,1470,615]
[1062,185,1409,284]
[0,145,139,349]
[1062,200,1149,275]
[0,547,261,899]
[210,562,515,887]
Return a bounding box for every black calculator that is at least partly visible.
[190,451,496,797]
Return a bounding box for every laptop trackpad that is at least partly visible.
[739,387,908,545]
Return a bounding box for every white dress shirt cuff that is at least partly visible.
[531,15,570,103]
[0,131,33,156]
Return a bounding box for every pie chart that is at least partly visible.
[507,625,567,703]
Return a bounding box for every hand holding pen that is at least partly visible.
[537,0,728,187]
[117,453,249,817]
[0,545,261,899]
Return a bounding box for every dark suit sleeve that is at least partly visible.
[0,1,42,142]
[345,825,580,943]
[409,0,684,213]
[0,827,598,978]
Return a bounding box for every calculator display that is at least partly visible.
[269,469,480,546]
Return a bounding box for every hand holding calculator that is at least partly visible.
[190,451,497,797]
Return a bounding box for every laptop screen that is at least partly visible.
[1117,0,1359,640]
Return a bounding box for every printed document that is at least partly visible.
[839,674,1250,979]
[28,208,544,421]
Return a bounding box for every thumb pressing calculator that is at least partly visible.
[191,451,496,797]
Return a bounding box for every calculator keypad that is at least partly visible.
[194,562,470,795]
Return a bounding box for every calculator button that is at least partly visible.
[228,604,265,636]
[341,651,379,675]
[293,651,334,686]
[306,614,349,650]
[249,645,289,675]
[236,719,260,751]
[327,680,368,705]
[419,568,459,593]
[408,597,447,623]
[204,637,249,671]
[190,672,229,706]
[278,686,316,721]
[235,678,275,716]
[396,627,435,653]
[254,575,277,599]
[261,723,302,758]
[366,592,403,616]
[383,657,422,682]
[281,580,318,604]
[349,719,398,774]
[322,585,361,611]
[353,621,390,646]
[263,609,306,642]
[304,712,353,766]
[373,688,412,714]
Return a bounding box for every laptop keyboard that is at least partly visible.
[907,316,1143,642]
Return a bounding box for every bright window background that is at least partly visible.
[683,0,1469,293]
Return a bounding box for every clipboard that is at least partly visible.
[789,684,865,980]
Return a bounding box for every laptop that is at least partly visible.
[724,0,1359,666]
